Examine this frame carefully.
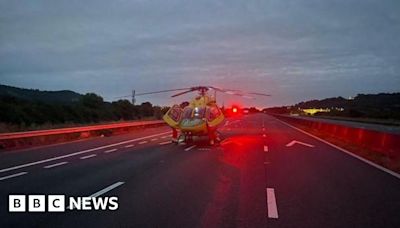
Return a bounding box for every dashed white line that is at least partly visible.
[89,181,125,198]
[0,131,170,174]
[264,146,269,152]
[104,148,118,153]
[80,154,97,159]
[266,188,279,219]
[68,181,125,210]
[263,134,267,137]
[0,172,28,181]
[44,162,68,169]
[161,135,170,139]
[159,141,172,145]
[138,141,148,145]
[124,144,134,148]
[151,138,158,141]
[185,145,197,151]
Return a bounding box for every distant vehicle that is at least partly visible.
[133,86,270,145]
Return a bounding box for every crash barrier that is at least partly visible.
[0,120,166,150]
[273,115,400,159]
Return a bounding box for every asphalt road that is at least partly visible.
[0,114,399,228]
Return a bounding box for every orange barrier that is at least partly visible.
[274,115,400,158]
[0,120,166,149]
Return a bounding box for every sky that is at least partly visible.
[1,0,399,107]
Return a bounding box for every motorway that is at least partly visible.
[0,114,400,227]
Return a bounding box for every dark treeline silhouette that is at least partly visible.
[0,85,169,131]
[264,93,400,120]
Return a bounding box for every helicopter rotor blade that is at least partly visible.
[135,88,192,96]
[247,92,271,97]
[171,89,196,97]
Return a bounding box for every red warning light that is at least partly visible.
[232,107,238,113]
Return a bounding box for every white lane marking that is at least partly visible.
[263,134,266,137]
[262,128,266,131]
[89,182,125,198]
[80,154,97,160]
[286,140,314,148]
[68,181,125,210]
[161,135,170,139]
[44,162,68,169]
[104,148,117,153]
[151,138,158,141]
[159,141,172,145]
[138,141,148,145]
[124,144,134,148]
[224,120,230,126]
[0,172,28,181]
[0,131,170,173]
[264,146,269,152]
[275,118,400,180]
[198,148,211,151]
[266,188,279,219]
[185,145,197,151]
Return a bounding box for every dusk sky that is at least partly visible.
[1,0,399,107]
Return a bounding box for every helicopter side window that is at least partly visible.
[182,107,193,119]
[193,107,206,119]
[168,105,182,122]
[207,106,221,121]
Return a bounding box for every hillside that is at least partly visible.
[0,84,82,104]
[0,85,167,133]
[264,93,400,120]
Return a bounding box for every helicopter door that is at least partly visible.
[163,104,183,128]
[206,106,224,128]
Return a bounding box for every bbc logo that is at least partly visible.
[9,195,65,212]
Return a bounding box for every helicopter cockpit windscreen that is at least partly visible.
[182,107,193,119]
[193,107,206,119]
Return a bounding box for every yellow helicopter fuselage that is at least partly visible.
[163,94,224,135]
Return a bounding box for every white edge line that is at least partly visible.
[0,131,170,173]
[80,154,97,159]
[266,188,279,218]
[138,141,148,144]
[159,141,172,145]
[264,145,269,152]
[274,117,400,180]
[44,161,68,169]
[124,144,134,148]
[184,145,197,151]
[0,172,28,181]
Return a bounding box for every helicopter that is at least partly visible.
[133,86,270,145]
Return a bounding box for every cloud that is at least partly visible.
[1,0,399,106]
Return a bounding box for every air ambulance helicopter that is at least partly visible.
[133,86,270,145]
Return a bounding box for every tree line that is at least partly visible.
[263,93,400,120]
[0,93,169,131]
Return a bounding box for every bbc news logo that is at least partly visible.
[9,195,118,212]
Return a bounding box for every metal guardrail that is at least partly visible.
[0,120,166,149]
